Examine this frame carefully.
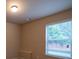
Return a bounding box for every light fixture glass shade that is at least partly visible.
[11,5,18,12]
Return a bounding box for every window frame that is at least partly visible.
[45,18,72,59]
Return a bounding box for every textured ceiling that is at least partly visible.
[7,0,72,24]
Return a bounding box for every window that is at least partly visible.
[45,21,72,58]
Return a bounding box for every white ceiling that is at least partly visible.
[7,0,72,24]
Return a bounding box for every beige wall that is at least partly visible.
[21,9,72,59]
[6,22,21,59]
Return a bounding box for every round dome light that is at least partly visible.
[11,5,18,12]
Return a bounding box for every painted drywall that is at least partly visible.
[6,22,21,59]
[21,9,72,59]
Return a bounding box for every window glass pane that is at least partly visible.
[46,21,72,58]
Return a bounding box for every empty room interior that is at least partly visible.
[6,0,72,59]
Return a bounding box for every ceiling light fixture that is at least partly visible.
[11,5,18,12]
